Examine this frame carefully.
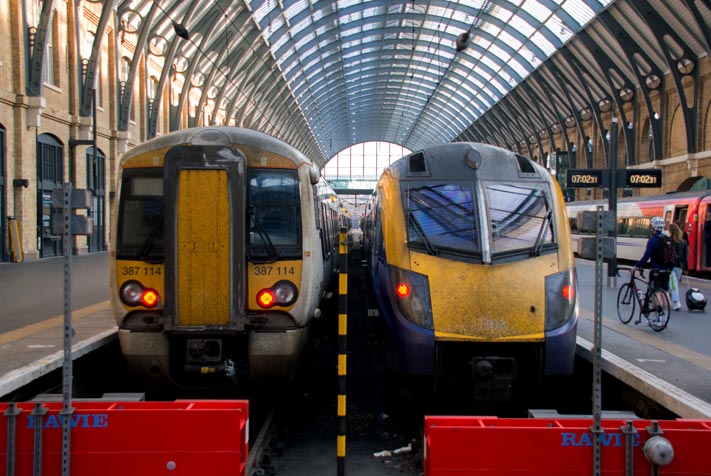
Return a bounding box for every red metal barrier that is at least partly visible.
[425,416,711,475]
[1,400,248,476]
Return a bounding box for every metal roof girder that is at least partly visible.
[487,104,525,152]
[528,71,574,156]
[597,9,665,164]
[505,90,546,160]
[519,81,558,153]
[492,96,533,157]
[224,52,271,123]
[80,0,118,117]
[544,61,594,167]
[27,0,58,97]
[629,1,699,154]
[576,28,637,167]
[118,2,160,132]
[681,0,711,56]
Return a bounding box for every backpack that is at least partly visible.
[655,234,676,270]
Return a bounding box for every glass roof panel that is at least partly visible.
[560,0,598,25]
[122,0,615,162]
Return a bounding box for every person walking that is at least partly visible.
[669,222,689,311]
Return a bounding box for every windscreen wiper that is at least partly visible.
[408,210,438,256]
[138,217,164,263]
[531,209,552,257]
[248,206,280,263]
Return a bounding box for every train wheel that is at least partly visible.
[648,292,671,332]
[617,283,636,324]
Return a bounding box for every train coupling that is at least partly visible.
[183,339,238,382]
[469,357,517,402]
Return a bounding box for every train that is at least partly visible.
[110,126,342,387]
[361,142,578,401]
[566,189,711,273]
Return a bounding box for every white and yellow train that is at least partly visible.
[110,127,341,387]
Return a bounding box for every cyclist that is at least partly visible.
[633,216,671,316]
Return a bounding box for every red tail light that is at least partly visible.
[120,280,159,308]
[141,289,159,308]
[562,284,574,300]
[257,289,275,308]
[256,281,298,309]
[396,283,410,298]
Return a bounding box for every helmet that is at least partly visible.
[650,216,665,231]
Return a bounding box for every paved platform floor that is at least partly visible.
[1,254,710,420]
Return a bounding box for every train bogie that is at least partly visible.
[111,127,340,387]
[363,143,578,401]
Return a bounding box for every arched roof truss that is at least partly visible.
[40,0,705,168]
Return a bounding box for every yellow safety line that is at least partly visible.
[579,308,711,373]
[0,300,111,346]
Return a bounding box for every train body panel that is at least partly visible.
[411,251,549,341]
[110,127,340,387]
[363,143,578,400]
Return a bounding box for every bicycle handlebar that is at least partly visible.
[616,265,646,279]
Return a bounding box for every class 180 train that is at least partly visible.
[567,190,711,274]
[361,142,578,401]
[110,127,341,387]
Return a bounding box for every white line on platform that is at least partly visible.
[0,327,117,398]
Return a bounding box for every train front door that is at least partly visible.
[163,145,247,329]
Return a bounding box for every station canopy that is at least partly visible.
[112,0,678,167]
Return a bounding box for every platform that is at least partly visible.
[0,254,710,419]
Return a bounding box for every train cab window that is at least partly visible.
[247,169,301,261]
[116,172,164,261]
[403,182,479,255]
[485,182,554,256]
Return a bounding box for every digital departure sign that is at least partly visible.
[625,169,662,188]
[566,169,605,188]
[565,168,662,189]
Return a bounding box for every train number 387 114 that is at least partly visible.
[253,266,296,276]
[121,266,162,277]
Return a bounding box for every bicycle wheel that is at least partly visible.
[617,283,636,324]
[647,291,671,332]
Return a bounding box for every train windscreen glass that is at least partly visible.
[403,182,479,255]
[117,173,164,261]
[485,182,554,255]
[248,169,302,260]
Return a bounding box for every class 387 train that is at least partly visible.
[361,143,578,402]
[110,127,341,387]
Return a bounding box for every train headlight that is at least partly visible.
[256,280,298,308]
[120,280,159,308]
[391,268,433,330]
[545,269,577,330]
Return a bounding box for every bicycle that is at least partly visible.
[616,266,671,332]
